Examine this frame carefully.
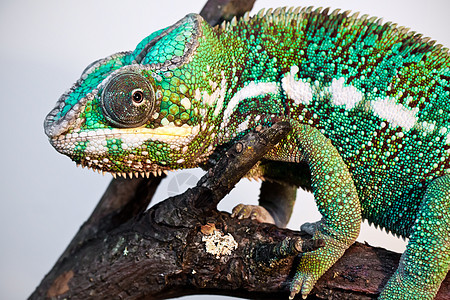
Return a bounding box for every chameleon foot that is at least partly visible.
[300,221,320,235]
[290,221,352,299]
[231,204,275,224]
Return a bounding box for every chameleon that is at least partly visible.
[44,6,450,299]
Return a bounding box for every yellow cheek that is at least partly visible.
[131,125,193,137]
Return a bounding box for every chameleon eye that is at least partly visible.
[101,72,155,128]
[132,89,144,103]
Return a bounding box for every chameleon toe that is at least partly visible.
[231,204,276,224]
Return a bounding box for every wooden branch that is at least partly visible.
[30,123,450,300]
[30,122,325,299]
[31,1,449,299]
[200,0,256,25]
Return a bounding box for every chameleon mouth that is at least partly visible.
[49,124,201,177]
[50,125,197,146]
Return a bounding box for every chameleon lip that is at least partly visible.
[50,124,201,176]
[49,124,201,158]
[51,125,198,142]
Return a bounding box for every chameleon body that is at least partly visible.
[45,7,450,299]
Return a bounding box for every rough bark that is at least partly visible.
[31,122,450,300]
[31,0,449,299]
[30,122,325,299]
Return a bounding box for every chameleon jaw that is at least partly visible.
[50,124,201,176]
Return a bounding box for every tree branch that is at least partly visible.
[30,123,450,300]
[31,122,327,299]
[200,0,256,25]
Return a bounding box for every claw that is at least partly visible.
[231,204,275,224]
[290,272,314,300]
[289,285,300,300]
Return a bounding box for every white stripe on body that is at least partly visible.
[370,98,419,131]
[220,81,280,129]
[330,77,364,109]
[281,65,313,105]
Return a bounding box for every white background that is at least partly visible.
[1,0,449,299]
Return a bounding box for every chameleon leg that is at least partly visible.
[288,123,361,299]
[379,175,450,299]
[231,181,296,227]
[259,181,297,228]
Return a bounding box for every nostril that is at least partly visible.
[44,89,92,139]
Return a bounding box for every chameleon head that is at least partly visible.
[44,14,221,177]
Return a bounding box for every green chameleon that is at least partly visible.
[44,7,450,299]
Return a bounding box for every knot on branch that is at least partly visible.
[253,236,324,266]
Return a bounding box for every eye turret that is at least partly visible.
[101,72,155,128]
